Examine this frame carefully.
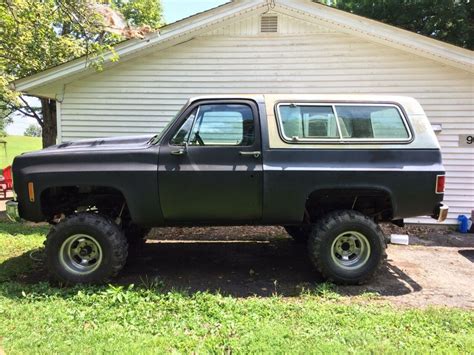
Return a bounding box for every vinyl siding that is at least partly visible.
[60,12,474,224]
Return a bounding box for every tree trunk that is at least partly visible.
[40,98,57,148]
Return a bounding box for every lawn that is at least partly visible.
[0,135,42,167]
[0,220,473,353]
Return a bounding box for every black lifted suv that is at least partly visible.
[7,94,448,285]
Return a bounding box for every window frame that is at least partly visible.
[170,106,200,146]
[275,102,413,144]
[189,105,252,147]
[167,99,259,148]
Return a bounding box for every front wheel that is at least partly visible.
[45,213,128,284]
[308,210,386,285]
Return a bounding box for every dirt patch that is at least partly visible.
[149,225,286,241]
[381,223,455,237]
[341,245,474,308]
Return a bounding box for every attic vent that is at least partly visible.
[261,15,278,33]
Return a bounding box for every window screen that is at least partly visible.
[335,106,409,139]
[278,105,338,139]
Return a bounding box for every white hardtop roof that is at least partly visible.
[189,94,425,115]
[13,0,474,96]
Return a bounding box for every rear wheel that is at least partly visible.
[308,210,386,285]
[45,213,128,284]
[284,225,311,243]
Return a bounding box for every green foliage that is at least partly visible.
[23,123,42,137]
[0,0,163,144]
[1,0,85,117]
[112,0,163,28]
[0,114,10,137]
[0,221,473,353]
[318,0,473,49]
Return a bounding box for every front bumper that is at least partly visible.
[6,200,21,222]
[432,203,449,223]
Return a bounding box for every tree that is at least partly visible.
[113,0,163,28]
[1,111,11,137]
[1,0,163,147]
[24,123,42,137]
[317,0,473,50]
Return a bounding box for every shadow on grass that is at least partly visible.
[0,218,423,298]
[1,236,422,300]
[0,248,46,283]
[121,240,423,298]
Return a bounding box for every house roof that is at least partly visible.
[13,0,473,95]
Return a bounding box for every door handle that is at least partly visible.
[171,148,186,156]
[239,151,261,158]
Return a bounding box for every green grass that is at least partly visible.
[0,135,42,167]
[0,221,473,354]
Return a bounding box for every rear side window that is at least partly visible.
[279,105,339,140]
[336,106,409,139]
[277,103,411,142]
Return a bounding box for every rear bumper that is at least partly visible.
[432,203,449,223]
[6,200,21,222]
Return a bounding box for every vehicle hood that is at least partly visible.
[23,135,156,157]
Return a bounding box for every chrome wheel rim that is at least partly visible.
[59,234,103,275]
[330,231,371,270]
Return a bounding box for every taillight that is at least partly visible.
[435,175,445,194]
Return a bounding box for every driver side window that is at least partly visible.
[171,103,255,146]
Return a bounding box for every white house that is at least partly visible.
[13,0,474,224]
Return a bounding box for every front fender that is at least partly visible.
[12,146,163,225]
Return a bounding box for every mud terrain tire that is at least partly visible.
[45,213,128,284]
[308,210,386,285]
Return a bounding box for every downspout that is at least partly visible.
[55,85,65,144]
